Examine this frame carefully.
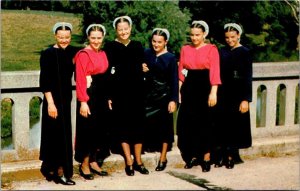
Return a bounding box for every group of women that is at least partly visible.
[39,16,252,185]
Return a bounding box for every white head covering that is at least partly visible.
[86,24,106,36]
[113,16,132,29]
[152,28,170,41]
[192,20,209,37]
[52,22,73,34]
[224,23,243,35]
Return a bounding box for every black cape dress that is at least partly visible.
[216,45,253,149]
[143,48,179,152]
[39,45,78,178]
[104,40,146,153]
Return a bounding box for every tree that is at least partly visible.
[81,1,191,57]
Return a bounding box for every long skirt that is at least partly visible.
[177,69,215,163]
[39,98,73,178]
[75,74,111,163]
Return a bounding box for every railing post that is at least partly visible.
[265,81,277,128]
[285,81,297,127]
[11,93,31,159]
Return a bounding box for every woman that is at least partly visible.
[39,22,78,185]
[214,23,252,169]
[143,28,178,171]
[104,16,149,176]
[177,20,221,172]
[74,24,109,180]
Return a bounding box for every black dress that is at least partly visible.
[216,45,252,149]
[143,48,179,152]
[104,40,146,152]
[177,69,215,163]
[39,45,78,178]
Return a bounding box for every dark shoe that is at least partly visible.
[133,163,149,175]
[225,159,235,169]
[155,160,168,171]
[125,165,134,176]
[79,166,94,180]
[54,175,76,185]
[90,168,108,176]
[214,160,223,168]
[40,168,55,181]
[184,158,198,169]
[201,161,211,172]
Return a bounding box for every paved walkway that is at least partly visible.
[2,153,299,190]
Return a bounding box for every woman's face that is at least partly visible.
[225,31,240,48]
[152,34,167,54]
[116,21,131,41]
[88,30,104,51]
[55,30,71,49]
[190,27,205,47]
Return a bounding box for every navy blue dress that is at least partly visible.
[143,48,179,152]
[216,45,253,149]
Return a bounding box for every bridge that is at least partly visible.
[1,61,299,174]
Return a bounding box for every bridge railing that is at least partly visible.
[1,62,299,162]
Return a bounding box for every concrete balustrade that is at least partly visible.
[1,62,299,163]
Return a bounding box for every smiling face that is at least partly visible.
[190,27,206,47]
[152,34,167,54]
[116,21,131,42]
[225,30,240,48]
[88,30,104,51]
[55,30,71,49]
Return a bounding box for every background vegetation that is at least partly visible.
[1,0,299,72]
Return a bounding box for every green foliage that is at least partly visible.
[1,99,13,148]
[81,1,191,56]
[29,97,41,127]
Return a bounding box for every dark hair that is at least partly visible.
[55,26,72,34]
[224,26,240,34]
[87,25,105,36]
[115,17,131,28]
[151,29,168,41]
[190,23,206,32]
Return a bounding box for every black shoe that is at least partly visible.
[90,168,108,176]
[79,166,94,180]
[201,161,211,172]
[225,159,235,169]
[125,165,134,176]
[133,163,149,174]
[54,175,76,185]
[155,160,167,171]
[214,160,223,168]
[40,168,55,181]
[184,158,198,169]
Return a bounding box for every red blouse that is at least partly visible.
[75,49,109,102]
[178,44,221,85]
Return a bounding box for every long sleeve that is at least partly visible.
[169,55,179,103]
[75,52,89,102]
[241,48,253,102]
[178,47,185,82]
[39,49,54,93]
[208,45,221,85]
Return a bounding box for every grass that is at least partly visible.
[1,9,83,71]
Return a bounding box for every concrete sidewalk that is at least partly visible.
[2,153,299,190]
[1,135,300,190]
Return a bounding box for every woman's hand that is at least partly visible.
[142,63,149,72]
[168,101,177,113]
[208,93,217,107]
[48,103,58,119]
[108,100,113,110]
[80,102,91,118]
[239,100,249,113]
[208,85,218,107]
